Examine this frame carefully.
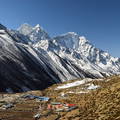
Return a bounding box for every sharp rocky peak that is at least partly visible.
[0,22,120,92]
[18,23,33,35]
[18,23,50,43]
[79,36,89,44]
[53,32,90,50]
[34,24,41,29]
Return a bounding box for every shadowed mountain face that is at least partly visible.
[0,23,120,92]
[0,26,60,92]
[0,24,6,30]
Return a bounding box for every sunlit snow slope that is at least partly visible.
[0,23,120,92]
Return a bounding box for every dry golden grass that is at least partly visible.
[0,75,120,120]
[44,75,120,120]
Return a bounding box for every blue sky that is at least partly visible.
[0,0,120,57]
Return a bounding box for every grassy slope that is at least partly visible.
[44,76,120,120]
[0,76,120,120]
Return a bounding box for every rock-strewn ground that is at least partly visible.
[0,76,120,120]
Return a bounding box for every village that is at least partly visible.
[0,78,102,120]
[0,90,79,120]
[0,76,119,120]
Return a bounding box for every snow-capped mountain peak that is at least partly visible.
[66,32,78,36]
[18,23,33,35]
[79,36,89,45]
[33,24,43,32]
[53,32,80,50]
[34,24,40,28]
[1,22,120,92]
[18,23,50,43]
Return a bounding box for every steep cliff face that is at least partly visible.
[34,31,120,81]
[0,26,60,92]
[0,23,120,92]
[18,24,50,43]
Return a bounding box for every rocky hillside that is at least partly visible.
[0,75,120,120]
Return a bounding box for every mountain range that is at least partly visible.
[0,23,120,92]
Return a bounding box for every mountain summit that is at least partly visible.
[0,23,120,92]
[18,23,50,43]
